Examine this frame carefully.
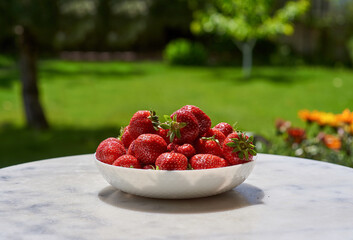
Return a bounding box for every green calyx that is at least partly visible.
[201,135,220,147]
[148,110,161,131]
[118,126,126,140]
[225,131,257,161]
[160,115,187,142]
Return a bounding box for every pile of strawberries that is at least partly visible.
[96,105,256,170]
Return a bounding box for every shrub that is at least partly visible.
[163,39,207,66]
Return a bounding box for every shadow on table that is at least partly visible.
[98,183,264,214]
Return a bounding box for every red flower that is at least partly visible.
[287,127,306,144]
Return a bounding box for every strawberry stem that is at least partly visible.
[160,115,187,142]
[148,110,161,131]
[226,131,257,161]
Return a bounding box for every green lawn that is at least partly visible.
[1,58,353,167]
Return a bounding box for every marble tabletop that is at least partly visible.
[1,154,353,240]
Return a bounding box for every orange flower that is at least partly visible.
[307,110,322,123]
[298,110,311,122]
[287,127,306,144]
[336,109,353,125]
[322,134,341,150]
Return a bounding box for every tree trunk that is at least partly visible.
[235,39,257,78]
[18,27,49,130]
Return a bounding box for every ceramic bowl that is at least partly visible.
[95,155,256,199]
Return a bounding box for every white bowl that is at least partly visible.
[95,155,256,199]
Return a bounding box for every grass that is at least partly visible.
[1,58,353,167]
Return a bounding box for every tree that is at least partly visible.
[191,0,310,78]
[2,0,60,129]
[2,0,100,129]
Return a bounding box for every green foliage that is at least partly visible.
[4,0,59,45]
[163,39,208,65]
[191,0,310,41]
[268,120,353,168]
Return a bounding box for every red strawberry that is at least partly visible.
[120,126,134,149]
[180,105,211,135]
[167,143,179,152]
[195,136,223,157]
[160,109,199,144]
[129,110,160,139]
[155,152,188,170]
[175,144,196,159]
[157,128,170,144]
[133,134,167,165]
[190,154,227,169]
[127,140,136,155]
[96,138,126,164]
[113,155,141,168]
[143,164,156,170]
[213,122,233,137]
[222,131,257,165]
[103,137,123,146]
[203,128,226,145]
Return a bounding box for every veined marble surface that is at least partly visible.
[0,154,353,240]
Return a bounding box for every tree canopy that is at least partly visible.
[191,0,310,77]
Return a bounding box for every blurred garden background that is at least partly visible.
[0,0,352,168]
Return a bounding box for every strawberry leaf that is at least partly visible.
[169,131,176,142]
[160,123,170,129]
[164,115,172,122]
[244,151,249,161]
[176,129,181,139]
[226,142,236,147]
[250,149,257,156]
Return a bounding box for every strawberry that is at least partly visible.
[120,126,134,149]
[127,140,136,155]
[157,128,170,144]
[129,110,160,139]
[175,144,196,159]
[180,105,211,135]
[190,154,227,169]
[160,109,199,144]
[103,137,123,146]
[155,152,188,170]
[213,122,234,137]
[195,136,223,157]
[167,143,179,152]
[143,164,156,170]
[222,131,257,165]
[133,134,167,165]
[203,128,226,145]
[113,155,141,168]
[96,138,126,164]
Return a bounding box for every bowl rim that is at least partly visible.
[94,153,256,174]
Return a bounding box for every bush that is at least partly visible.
[163,39,208,66]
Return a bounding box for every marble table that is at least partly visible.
[1,154,353,240]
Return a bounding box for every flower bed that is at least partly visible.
[268,109,353,167]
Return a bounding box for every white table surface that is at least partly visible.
[0,153,353,240]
